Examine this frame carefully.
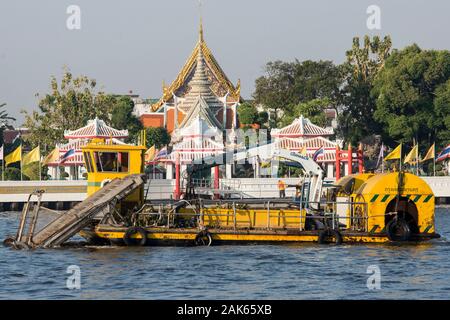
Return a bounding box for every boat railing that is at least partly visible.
[137,199,371,232]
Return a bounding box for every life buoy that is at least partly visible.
[318,229,343,245]
[386,218,411,241]
[100,179,112,188]
[194,230,212,246]
[123,227,148,246]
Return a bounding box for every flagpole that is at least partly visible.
[416,143,419,176]
[433,143,436,176]
[20,143,23,181]
[399,144,402,172]
[39,145,41,181]
[1,145,4,181]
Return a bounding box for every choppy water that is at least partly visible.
[1,208,450,300]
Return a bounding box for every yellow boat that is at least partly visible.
[79,137,440,246]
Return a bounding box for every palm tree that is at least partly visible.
[0,103,15,127]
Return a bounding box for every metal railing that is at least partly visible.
[134,199,371,232]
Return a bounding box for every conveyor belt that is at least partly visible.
[31,174,145,248]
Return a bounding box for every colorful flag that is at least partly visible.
[404,145,418,164]
[60,149,75,163]
[145,145,156,162]
[5,145,21,166]
[42,148,60,166]
[312,146,324,161]
[384,144,402,161]
[22,146,40,166]
[437,144,450,162]
[154,147,168,161]
[421,143,435,162]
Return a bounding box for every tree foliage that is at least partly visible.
[237,102,268,128]
[145,127,171,149]
[372,44,450,149]
[338,35,392,145]
[1,103,16,146]
[109,95,143,143]
[253,60,343,128]
[22,69,113,154]
[281,98,330,128]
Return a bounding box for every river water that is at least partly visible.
[1,208,450,300]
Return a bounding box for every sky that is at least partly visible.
[1,0,450,125]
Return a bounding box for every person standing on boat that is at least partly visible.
[278,180,286,198]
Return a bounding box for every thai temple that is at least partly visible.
[137,22,242,179]
[139,23,241,133]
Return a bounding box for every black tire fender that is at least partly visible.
[123,227,148,246]
[386,218,411,242]
[194,230,212,246]
[318,229,343,245]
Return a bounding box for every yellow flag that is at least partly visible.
[145,145,156,162]
[384,144,401,161]
[5,145,21,166]
[404,145,418,164]
[42,148,59,166]
[299,146,307,156]
[421,143,435,162]
[22,146,40,166]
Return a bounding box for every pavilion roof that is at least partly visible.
[273,136,338,163]
[271,115,334,138]
[64,117,128,139]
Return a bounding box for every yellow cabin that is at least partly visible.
[81,139,146,207]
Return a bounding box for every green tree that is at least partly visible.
[22,68,113,154]
[1,103,16,146]
[281,98,330,128]
[338,35,392,145]
[372,44,450,150]
[253,60,343,128]
[238,102,258,126]
[433,79,450,143]
[145,127,171,149]
[109,95,143,143]
[4,166,21,181]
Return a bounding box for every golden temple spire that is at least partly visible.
[199,18,204,43]
[198,0,204,43]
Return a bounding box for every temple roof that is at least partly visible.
[151,22,241,112]
[176,48,224,115]
[273,136,338,163]
[64,117,128,139]
[271,115,334,138]
[275,136,337,150]
[178,95,223,130]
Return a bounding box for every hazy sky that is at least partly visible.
[1,0,450,124]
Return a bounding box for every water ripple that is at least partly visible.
[0,207,449,299]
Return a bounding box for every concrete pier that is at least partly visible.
[0,180,86,211]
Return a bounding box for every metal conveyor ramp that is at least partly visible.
[19,174,145,248]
